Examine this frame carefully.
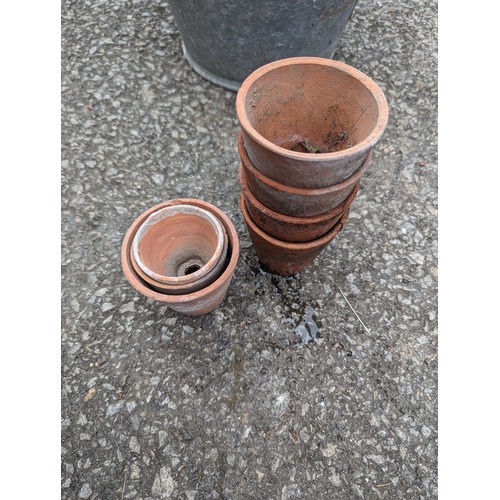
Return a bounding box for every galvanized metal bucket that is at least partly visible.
[167,0,358,91]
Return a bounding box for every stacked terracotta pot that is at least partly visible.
[121,198,239,316]
[236,57,389,276]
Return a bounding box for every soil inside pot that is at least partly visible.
[288,130,351,153]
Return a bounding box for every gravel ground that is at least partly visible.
[61,0,437,498]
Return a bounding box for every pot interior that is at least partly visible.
[245,63,381,153]
[137,207,222,278]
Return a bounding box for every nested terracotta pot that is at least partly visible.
[239,130,370,217]
[240,193,349,276]
[241,164,359,243]
[121,199,239,316]
[236,57,388,189]
[130,204,228,295]
[129,235,228,296]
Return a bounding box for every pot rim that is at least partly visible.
[131,204,226,285]
[239,130,371,195]
[240,165,359,224]
[121,199,239,305]
[236,57,389,162]
[240,192,349,251]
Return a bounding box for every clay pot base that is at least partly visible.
[121,199,240,316]
[240,192,349,276]
[132,204,226,286]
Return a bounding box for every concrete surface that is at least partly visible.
[61,0,437,498]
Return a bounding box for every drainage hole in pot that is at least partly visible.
[184,264,201,275]
[175,257,206,277]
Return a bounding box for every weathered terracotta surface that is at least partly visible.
[241,164,359,242]
[239,130,370,217]
[129,238,228,296]
[121,199,239,316]
[132,204,227,286]
[236,57,388,189]
[240,193,349,276]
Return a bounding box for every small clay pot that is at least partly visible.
[240,192,349,276]
[129,239,228,296]
[236,57,388,189]
[241,164,359,242]
[132,204,228,293]
[121,199,240,316]
[239,130,370,217]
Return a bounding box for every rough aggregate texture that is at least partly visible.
[62,0,437,498]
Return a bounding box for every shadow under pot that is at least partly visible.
[131,204,228,295]
[236,57,388,189]
[121,199,240,316]
[241,164,359,243]
[239,130,371,217]
[240,192,350,276]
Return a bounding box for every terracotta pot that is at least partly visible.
[121,199,240,316]
[129,241,227,296]
[236,57,388,189]
[131,204,228,294]
[241,164,359,243]
[240,192,349,276]
[239,130,370,217]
